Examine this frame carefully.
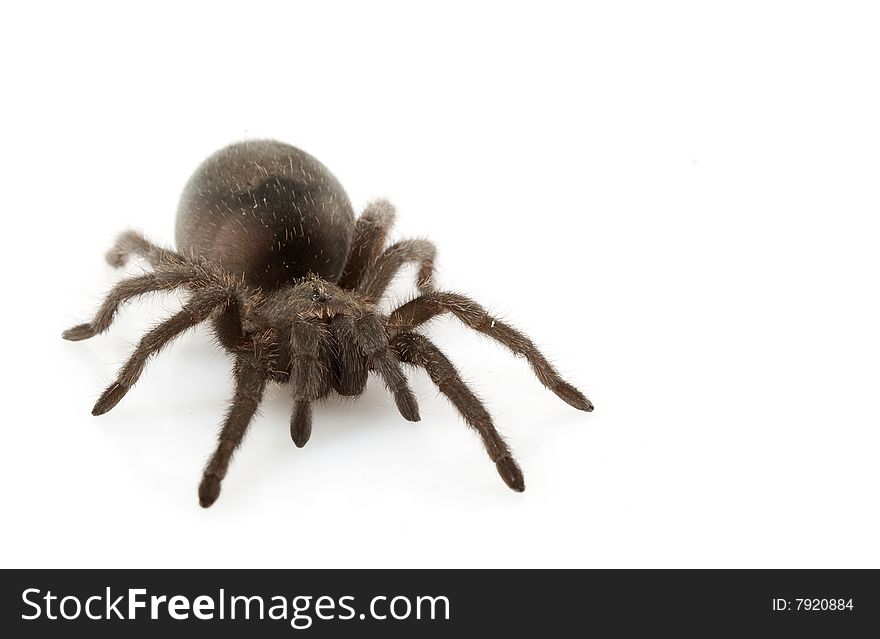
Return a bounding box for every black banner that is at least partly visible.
[2,569,877,636]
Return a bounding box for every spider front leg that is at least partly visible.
[390,331,524,491]
[350,313,420,422]
[199,342,270,507]
[330,315,368,396]
[289,319,332,448]
[389,292,593,412]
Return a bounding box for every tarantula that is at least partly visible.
[63,140,593,507]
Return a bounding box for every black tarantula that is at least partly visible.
[63,140,593,507]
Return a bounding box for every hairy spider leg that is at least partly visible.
[92,291,232,415]
[329,315,369,396]
[337,199,397,290]
[389,292,593,412]
[357,238,436,301]
[349,313,420,422]
[105,230,185,269]
[199,345,270,507]
[62,271,192,341]
[338,199,436,299]
[289,319,332,448]
[391,331,524,491]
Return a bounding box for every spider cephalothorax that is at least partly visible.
[64,140,593,507]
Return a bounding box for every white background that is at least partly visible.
[2,2,878,568]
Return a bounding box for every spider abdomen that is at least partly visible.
[175,140,355,290]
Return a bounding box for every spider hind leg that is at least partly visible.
[105,230,186,269]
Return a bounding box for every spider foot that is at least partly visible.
[62,323,97,341]
[199,474,222,508]
[495,456,525,492]
[554,382,594,412]
[291,402,312,448]
[105,246,129,268]
[92,381,128,416]
[395,390,421,422]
